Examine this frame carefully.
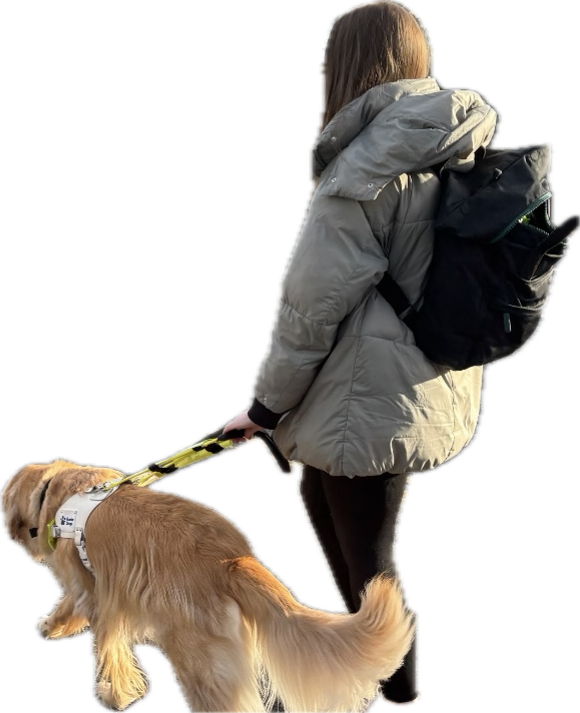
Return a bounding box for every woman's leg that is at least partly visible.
[299,466,358,611]
[300,466,417,703]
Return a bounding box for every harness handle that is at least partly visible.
[217,428,291,473]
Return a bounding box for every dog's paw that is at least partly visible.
[97,681,119,709]
[39,616,76,639]
[38,614,89,639]
[96,680,143,710]
[39,616,63,639]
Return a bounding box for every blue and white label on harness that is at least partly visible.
[58,509,78,534]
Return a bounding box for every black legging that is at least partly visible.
[300,465,417,703]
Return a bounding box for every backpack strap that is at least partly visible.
[376,160,446,333]
[376,272,418,331]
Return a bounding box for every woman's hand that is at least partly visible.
[222,411,264,440]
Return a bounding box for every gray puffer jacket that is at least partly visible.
[248,78,497,477]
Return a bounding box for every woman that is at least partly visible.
[225,1,496,703]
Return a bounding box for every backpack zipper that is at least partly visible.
[496,190,554,334]
[492,191,552,243]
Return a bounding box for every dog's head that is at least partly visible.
[2,460,121,561]
[3,462,55,560]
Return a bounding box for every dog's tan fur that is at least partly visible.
[3,460,414,712]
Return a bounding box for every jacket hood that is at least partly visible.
[314,77,497,201]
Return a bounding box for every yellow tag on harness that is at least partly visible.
[47,520,57,551]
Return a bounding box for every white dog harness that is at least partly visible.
[51,484,119,573]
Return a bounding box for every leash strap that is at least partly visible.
[101,427,290,490]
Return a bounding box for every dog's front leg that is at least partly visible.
[91,610,150,710]
[39,594,89,639]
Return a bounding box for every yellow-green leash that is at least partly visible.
[103,428,291,490]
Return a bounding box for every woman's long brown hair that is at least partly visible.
[322,1,431,129]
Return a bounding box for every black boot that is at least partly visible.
[380,632,418,703]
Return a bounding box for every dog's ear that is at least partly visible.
[5,510,25,541]
[3,473,25,541]
[3,464,52,546]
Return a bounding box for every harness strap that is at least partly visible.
[29,478,52,539]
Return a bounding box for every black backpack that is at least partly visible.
[378,145,578,370]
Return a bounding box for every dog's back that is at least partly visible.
[87,484,253,613]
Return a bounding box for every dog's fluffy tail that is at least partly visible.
[227,556,414,712]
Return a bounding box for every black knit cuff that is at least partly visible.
[248,398,284,430]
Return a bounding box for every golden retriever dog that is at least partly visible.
[3,460,414,712]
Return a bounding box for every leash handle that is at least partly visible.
[218,428,291,473]
[218,429,246,440]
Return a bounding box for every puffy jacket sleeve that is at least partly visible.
[249,190,390,428]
